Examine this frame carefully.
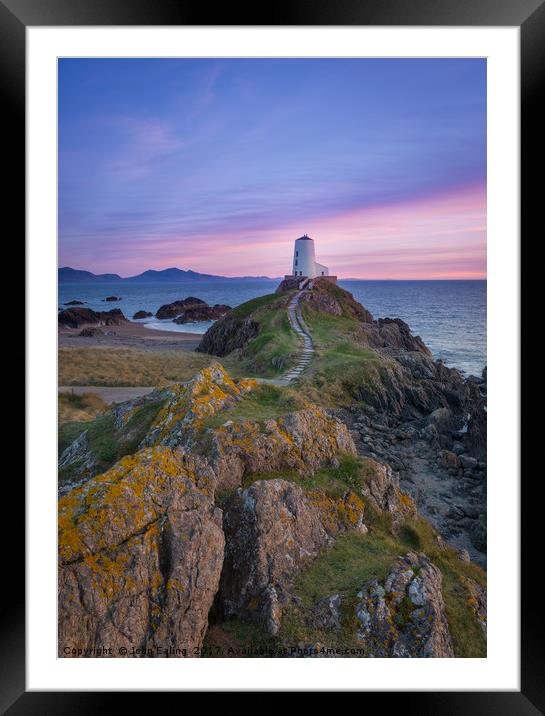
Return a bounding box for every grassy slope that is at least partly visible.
[201,383,307,430]
[59,347,213,387]
[298,302,386,408]
[221,292,301,378]
[58,398,165,486]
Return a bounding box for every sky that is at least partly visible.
[58,58,486,279]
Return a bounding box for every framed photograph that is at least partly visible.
[6,0,537,706]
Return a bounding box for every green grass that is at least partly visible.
[210,454,487,658]
[296,303,384,407]
[58,398,165,484]
[240,453,366,498]
[201,383,307,431]
[228,292,288,319]
[223,293,301,378]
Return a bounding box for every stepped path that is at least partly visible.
[60,290,315,397]
[259,288,313,387]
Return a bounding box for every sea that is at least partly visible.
[59,279,486,377]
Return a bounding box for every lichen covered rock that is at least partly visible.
[218,479,366,634]
[355,552,454,657]
[142,362,255,449]
[360,456,416,526]
[208,407,357,491]
[58,446,224,657]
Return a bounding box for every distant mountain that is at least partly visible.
[59,266,275,283]
[59,267,122,283]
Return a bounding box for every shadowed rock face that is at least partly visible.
[217,479,366,634]
[58,447,224,657]
[156,297,207,320]
[301,278,374,323]
[58,307,128,328]
[155,297,231,323]
[195,315,260,356]
[355,552,455,657]
[173,304,231,324]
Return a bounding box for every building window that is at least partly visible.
[295,260,298,266]
[296,251,298,257]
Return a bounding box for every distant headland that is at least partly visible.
[58,266,277,284]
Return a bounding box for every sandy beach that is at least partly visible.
[58,321,202,352]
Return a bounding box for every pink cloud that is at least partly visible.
[63,183,486,280]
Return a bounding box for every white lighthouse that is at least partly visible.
[291,234,329,278]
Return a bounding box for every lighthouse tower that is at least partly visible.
[292,234,329,278]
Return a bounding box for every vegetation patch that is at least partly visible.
[58,398,166,480]
[59,347,213,387]
[201,383,306,431]
[222,293,300,377]
[58,391,107,425]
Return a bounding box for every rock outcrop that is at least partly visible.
[156,297,206,320]
[354,552,454,657]
[359,456,416,526]
[207,407,357,491]
[301,278,373,323]
[78,327,105,337]
[276,276,303,293]
[196,315,260,356]
[155,297,230,323]
[142,363,255,450]
[58,447,224,657]
[218,479,366,634]
[58,307,128,329]
[173,304,231,324]
[133,310,152,319]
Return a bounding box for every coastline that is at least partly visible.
[58,321,202,352]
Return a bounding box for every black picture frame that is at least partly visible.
[5,0,536,708]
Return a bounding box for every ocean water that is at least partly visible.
[59,279,486,376]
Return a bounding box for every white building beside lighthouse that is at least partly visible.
[291,234,329,278]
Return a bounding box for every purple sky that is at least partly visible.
[58,58,486,279]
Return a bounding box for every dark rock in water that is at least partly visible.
[58,307,128,328]
[156,296,207,320]
[196,315,259,356]
[78,327,104,337]
[104,295,121,301]
[64,300,84,306]
[133,310,153,320]
[172,303,231,324]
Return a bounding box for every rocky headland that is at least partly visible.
[155,296,231,323]
[58,307,128,329]
[58,280,487,658]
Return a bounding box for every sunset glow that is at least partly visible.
[59,58,486,279]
